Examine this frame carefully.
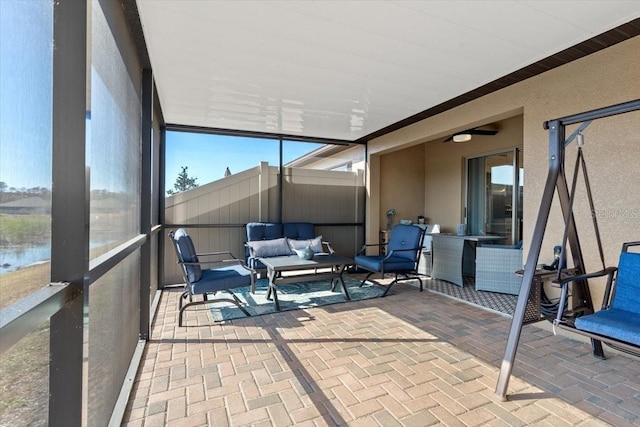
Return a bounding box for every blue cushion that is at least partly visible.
[246,222,283,241]
[283,222,314,240]
[355,255,416,272]
[191,264,252,295]
[387,224,422,261]
[245,222,316,267]
[610,252,640,314]
[574,308,640,347]
[172,229,202,283]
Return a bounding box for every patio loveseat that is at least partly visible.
[245,222,332,272]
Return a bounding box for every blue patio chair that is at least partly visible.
[169,228,254,326]
[354,224,425,296]
[553,241,640,358]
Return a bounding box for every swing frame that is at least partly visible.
[494,99,640,400]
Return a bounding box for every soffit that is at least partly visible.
[135,1,640,142]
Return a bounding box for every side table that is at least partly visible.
[515,268,578,324]
[379,230,390,255]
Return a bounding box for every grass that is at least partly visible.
[0,214,50,245]
[0,262,50,309]
[0,263,51,425]
[0,322,49,427]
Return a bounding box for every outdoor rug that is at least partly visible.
[209,276,386,322]
[421,276,518,318]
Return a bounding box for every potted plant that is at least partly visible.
[386,209,396,230]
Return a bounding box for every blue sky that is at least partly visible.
[0,0,53,190]
[165,132,323,188]
[491,165,524,186]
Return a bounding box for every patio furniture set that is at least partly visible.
[170,222,427,324]
[169,220,529,325]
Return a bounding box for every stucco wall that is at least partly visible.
[367,35,640,305]
[380,144,426,228]
[378,114,524,234]
[424,115,524,234]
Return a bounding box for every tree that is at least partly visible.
[167,166,198,195]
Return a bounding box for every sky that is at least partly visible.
[0,0,53,191]
[491,165,524,186]
[165,132,323,189]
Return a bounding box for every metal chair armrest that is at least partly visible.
[322,241,335,254]
[244,243,257,257]
[551,266,618,288]
[386,247,421,260]
[381,247,422,263]
[196,250,238,259]
[622,241,640,252]
[388,247,420,253]
[179,258,245,267]
[357,243,385,255]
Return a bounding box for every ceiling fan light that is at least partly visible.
[453,133,472,143]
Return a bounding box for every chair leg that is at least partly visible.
[382,274,400,297]
[380,273,423,297]
[359,272,375,287]
[179,306,186,327]
[178,290,251,326]
[225,289,249,311]
[415,275,423,292]
[179,290,189,310]
[591,339,606,360]
[382,281,395,297]
[400,273,423,291]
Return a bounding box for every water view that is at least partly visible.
[0,244,50,273]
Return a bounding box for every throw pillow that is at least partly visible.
[247,237,292,258]
[288,236,324,253]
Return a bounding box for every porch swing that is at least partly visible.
[494,99,640,400]
[549,132,640,358]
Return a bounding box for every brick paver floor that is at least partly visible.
[122,280,640,426]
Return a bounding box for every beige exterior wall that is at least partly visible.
[380,144,426,228]
[424,115,524,234]
[367,36,640,305]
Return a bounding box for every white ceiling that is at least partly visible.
[136,1,640,141]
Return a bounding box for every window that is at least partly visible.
[466,149,523,245]
[162,133,366,285]
[89,0,141,257]
[86,1,144,421]
[0,1,53,423]
[282,141,366,255]
[165,132,280,196]
[0,0,53,307]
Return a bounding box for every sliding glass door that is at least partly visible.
[466,149,523,245]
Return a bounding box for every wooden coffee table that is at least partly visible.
[258,254,353,311]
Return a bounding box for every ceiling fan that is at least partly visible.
[443,127,498,143]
